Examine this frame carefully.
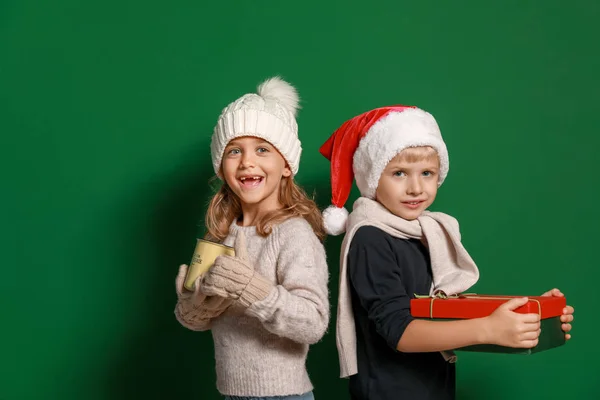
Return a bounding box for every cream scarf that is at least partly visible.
[335,197,480,378]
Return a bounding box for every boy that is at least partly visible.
[319,105,575,400]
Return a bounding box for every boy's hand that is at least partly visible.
[483,297,541,348]
[541,288,574,340]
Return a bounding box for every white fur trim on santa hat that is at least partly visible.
[323,205,349,236]
[353,108,449,199]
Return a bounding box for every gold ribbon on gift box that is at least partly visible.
[414,291,542,318]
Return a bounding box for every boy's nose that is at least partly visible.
[407,177,423,195]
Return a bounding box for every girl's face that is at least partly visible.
[222,136,291,212]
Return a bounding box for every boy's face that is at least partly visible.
[375,151,440,221]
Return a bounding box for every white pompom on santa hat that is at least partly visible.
[319,105,450,235]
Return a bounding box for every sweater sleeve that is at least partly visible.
[348,226,414,350]
[245,219,330,344]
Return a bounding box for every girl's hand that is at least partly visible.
[482,297,541,348]
[541,288,574,340]
[175,264,232,312]
[200,231,272,308]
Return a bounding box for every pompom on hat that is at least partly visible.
[319,105,450,235]
[211,76,302,176]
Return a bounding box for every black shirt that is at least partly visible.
[347,226,455,400]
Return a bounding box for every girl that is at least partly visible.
[174,77,329,400]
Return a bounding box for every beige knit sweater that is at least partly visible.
[175,217,330,397]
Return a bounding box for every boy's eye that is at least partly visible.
[393,171,406,177]
[423,171,431,177]
[257,147,269,153]
[227,148,241,155]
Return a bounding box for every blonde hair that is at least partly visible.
[397,146,440,164]
[204,174,326,242]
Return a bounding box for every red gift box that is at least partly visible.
[410,293,567,355]
[410,294,566,320]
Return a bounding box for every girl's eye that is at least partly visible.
[393,171,406,177]
[423,171,431,177]
[257,147,269,153]
[227,148,240,155]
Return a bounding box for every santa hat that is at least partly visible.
[211,76,302,176]
[319,105,449,235]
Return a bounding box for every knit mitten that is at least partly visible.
[200,231,273,308]
[174,264,233,326]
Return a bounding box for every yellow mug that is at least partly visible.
[184,239,235,291]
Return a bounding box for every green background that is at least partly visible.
[1,0,598,399]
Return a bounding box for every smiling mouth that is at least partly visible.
[238,176,264,188]
[402,200,425,209]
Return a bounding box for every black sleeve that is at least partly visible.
[347,226,414,350]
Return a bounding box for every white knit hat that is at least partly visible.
[319,105,449,235]
[211,76,302,176]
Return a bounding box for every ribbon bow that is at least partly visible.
[414,290,461,300]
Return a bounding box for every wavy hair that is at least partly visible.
[204,174,325,242]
